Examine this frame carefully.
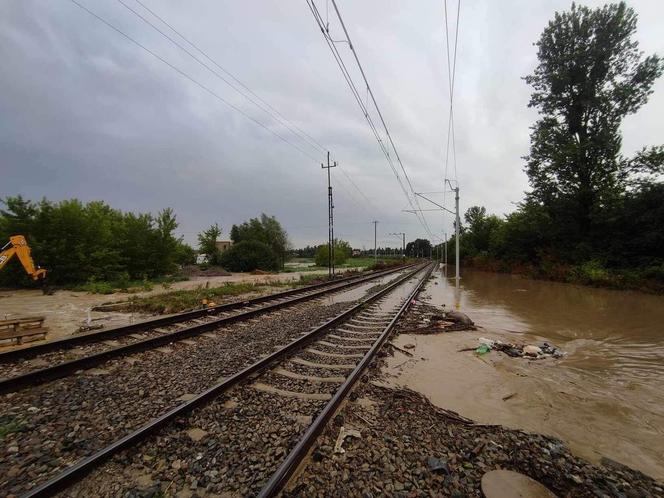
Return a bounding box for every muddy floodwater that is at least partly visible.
[382,266,664,481]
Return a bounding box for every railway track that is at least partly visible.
[14,262,433,498]
[0,264,414,393]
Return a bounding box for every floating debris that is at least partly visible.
[474,337,565,360]
[333,426,361,454]
[396,302,476,334]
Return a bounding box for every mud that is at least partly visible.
[380,266,664,481]
[0,269,348,343]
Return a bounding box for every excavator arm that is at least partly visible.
[0,235,47,281]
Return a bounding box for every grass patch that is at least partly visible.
[68,274,188,295]
[119,269,370,314]
[281,257,403,273]
[0,421,21,440]
[125,282,263,314]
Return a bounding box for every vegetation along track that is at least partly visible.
[0,267,430,496]
[0,263,426,496]
[0,264,415,393]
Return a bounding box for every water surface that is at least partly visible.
[384,266,664,480]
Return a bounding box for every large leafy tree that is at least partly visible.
[197,223,222,265]
[314,239,351,267]
[0,196,188,285]
[405,238,432,258]
[230,214,290,268]
[524,2,663,259]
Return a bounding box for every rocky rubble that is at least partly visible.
[474,337,566,359]
[394,302,476,334]
[0,300,354,496]
[291,382,663,497]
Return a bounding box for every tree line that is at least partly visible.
[198,214,290,272]
[442,3,664,291]
[0,196,193,286]
[0,195,293,285]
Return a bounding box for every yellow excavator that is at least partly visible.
[0,235,47,281]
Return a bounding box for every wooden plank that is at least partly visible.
[0,327,48,341]
[0,316,45,326]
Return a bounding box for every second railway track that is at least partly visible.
[0,264,429,497]
[0,264,414,392]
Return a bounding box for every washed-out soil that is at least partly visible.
[291,380,663,497]
[180,265,231,277]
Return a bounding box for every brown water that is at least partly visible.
[382,266,664,480]
[437,267,664,388]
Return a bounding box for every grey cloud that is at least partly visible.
[1,0,662,249]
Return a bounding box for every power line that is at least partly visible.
[442,0,461,184]
[306,0,434,240]
[442,0,461,231]
[68,0,322,163]
[337,165,378,213]
[328,0,434,240]
[115,0,380,218]
[121,0,328,158]
[70,0,401,224]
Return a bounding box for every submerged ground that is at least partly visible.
[383,267,664,481]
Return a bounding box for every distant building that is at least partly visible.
[352,249,361,257]
[215,240,233,253]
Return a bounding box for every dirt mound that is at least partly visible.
[181,265,231,277]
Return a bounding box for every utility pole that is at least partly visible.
[322,152,337,279]
[389,232,406,260]
[454,185,460,287]
[441,180,461,288]
[372,220,378,262]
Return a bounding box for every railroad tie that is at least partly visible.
[251,382,332,401]
[306,348,363,359]
[336,328,380,336]
[345,322,388,329]
[290,357,355,370]
[327,334,376,342]
[317,340,368,350]
[273,367,344,383]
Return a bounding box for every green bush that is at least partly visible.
[0,196,194,286]
[569,261,612,285]
[220,240,279,272]
[314,240,351,266]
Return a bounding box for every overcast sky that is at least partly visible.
[1,1,663,249]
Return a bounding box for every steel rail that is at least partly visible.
[258,262,435,497]
[0,264,413,362]
[0,264,415,395]
[20,264,428,498]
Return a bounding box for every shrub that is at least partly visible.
[220,240,279,272]
[569,260,612,286]
[314,241,350,266]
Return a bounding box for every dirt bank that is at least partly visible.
[293,382,662,497]
[378,269,664,482]
[0,269,342,343]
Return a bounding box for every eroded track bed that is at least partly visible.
[0,266,410,388]
[0,266,423,496]
[6,265,431,497]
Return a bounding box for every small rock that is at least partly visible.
[523,345,542,357]
[426,457,450,474]
[186,428,208,442]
